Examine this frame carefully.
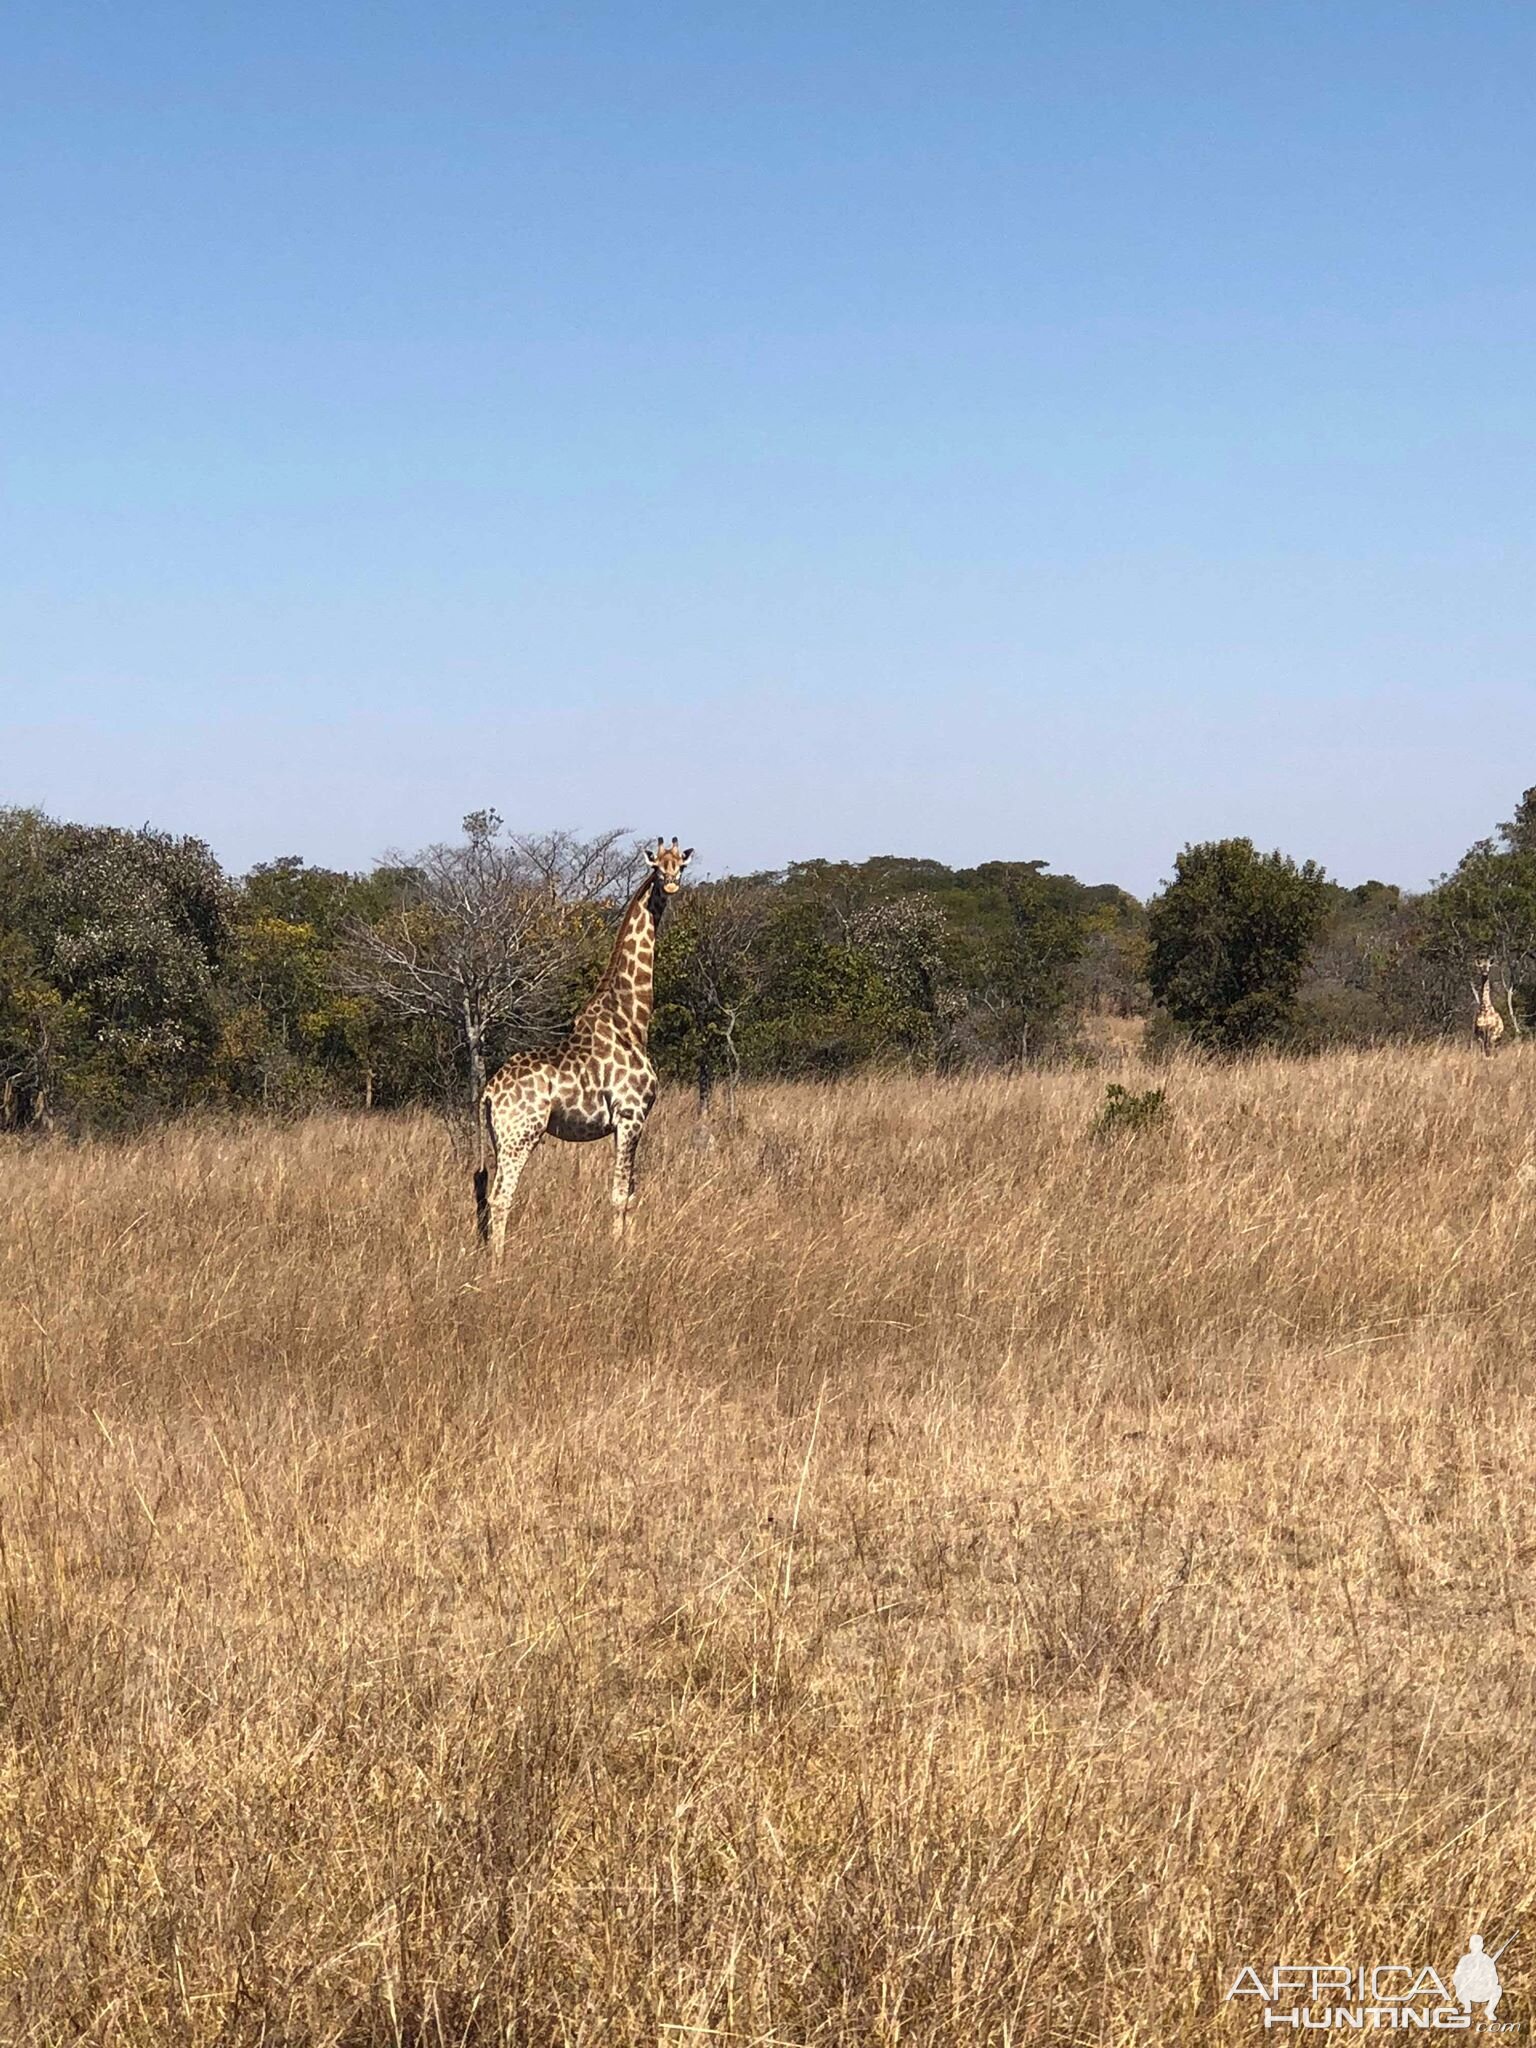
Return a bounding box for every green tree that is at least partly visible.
[652,880,770,1116]
[0,811,76,1125]
[1501,785,1536,857]
[971,870,1089,1062]
[1147,838,1329,1053]
[220,859,401,1108]
[848,894,965,1067]
[754,853,1131,1070]
[1286,880,1424,1049]
[0,932,83,1129]
[738,898,909,1078]
[1418,789,1536,1037]
[0,809,233,1125]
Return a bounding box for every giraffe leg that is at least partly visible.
[610,1115,645,1242]
[484,1129,541,1262]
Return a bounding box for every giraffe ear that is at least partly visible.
[681,847,694,862]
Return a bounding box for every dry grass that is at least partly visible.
[3,1043,1536,2043]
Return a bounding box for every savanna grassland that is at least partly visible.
[2,1045,1536,2045]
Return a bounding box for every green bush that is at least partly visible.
[1091,1083,1168,1141]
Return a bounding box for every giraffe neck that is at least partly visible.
[1480,973,1494,1009]
[582,874,667,1044]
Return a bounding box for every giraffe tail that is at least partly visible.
[473,1092,496,1243]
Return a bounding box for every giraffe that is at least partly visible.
[475,837,692,1256]
[1474,959,1505,1059]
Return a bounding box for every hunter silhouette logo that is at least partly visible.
[1225,1931,1517,2031]
[1453,1937,1504,2024]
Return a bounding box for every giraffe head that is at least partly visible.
[647,836,693,896]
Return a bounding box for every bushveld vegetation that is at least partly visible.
[2,1039,1534,2043]
[4,783,1536,1135]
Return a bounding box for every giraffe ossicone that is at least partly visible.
[475,837,693,1255]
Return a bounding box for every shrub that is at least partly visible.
[1091,1082,1168,1141]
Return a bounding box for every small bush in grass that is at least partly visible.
[1092,1082,1168,1141]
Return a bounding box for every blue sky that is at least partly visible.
[3,2,1532,893]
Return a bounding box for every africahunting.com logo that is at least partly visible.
[1226,1934,1517,2031]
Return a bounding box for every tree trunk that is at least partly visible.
[464,996,488,1166]
[1502,973,1522,1037]
[696,1054,714,1120]
[720,1007,741,1125]
[34,1026,54,1131]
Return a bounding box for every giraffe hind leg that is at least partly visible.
[481,1112,544,1262]
[474,1090,498,1240]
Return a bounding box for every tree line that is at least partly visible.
[2,786,1532,1134]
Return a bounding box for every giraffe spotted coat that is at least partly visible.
[476,838,692,1254]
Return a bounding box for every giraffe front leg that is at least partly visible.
[610,1115,645,1242]
[484,1131,541,1262]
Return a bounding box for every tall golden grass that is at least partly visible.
[2,1043,1535,2044]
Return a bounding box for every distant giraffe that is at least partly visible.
[1474,959,1505,1059]
[475,838,692,1255]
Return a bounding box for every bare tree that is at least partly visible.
[515,826,649,906]
[339,811,632,1155]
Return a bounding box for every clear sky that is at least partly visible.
[3,2,1532,895]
